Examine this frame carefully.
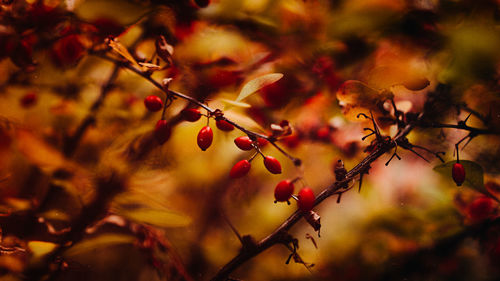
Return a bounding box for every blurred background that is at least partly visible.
[1,0,500,280]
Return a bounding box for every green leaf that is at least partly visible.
[64,234,135,258]
[236,73,283,102]
[114,206,192,228]
[433,160,499,202]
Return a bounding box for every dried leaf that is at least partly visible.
[155,35,174,63]
[304,210,321,236]
[138,62,161,70]
[107,38,142,70]
[236,73,283,102]
[401,77,430,91]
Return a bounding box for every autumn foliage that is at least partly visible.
[1,1,500,281]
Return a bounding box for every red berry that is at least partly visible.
[452,163,466,186]
[257,137,268,147]
[20,92,37,107]
[216,119,234,131]
[144,95,163,112]
[263,156,282,174]
[297,187,315,212]
[234,136,253,151]
[181,108,201,122]
[197,126,213,151]
[274,180,294,202]
[230,160,251,178]
[154,120,171,144]
[467,196,495,222]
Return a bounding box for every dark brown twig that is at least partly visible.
[91,52,302,166]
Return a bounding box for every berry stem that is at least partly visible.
[248,151,259,162]
[63,63,121,157]
[89,52,303,166]
[209,120,414,281]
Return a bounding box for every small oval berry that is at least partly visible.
[264,156,282,174]
[216,119,234,131]
[234,136,253,151]
[297,187,315,212]
[230,160,251,178]
[154,120,171,144]
[181,108,202,122]
[144,95,163,112]
[452,162,466,186]
[20,92,37,107]
[197,126,213,151]
[274,180,294,202]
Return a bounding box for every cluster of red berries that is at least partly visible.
[146,99,285,179]
[229,134,282,178]
[273,179,316,212]
[229,155,281,179]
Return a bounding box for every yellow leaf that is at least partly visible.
[28,241,57,258]
[64,234,135,258]
[236,73,283,102]
[15,130,67,173]
[113,206,191,228]
[138,62,161,70]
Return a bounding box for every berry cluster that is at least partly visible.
[273,179,316,212]
[229,138,282,178]
[169,105,284,178]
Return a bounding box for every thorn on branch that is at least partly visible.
[357,113,370,119]
[410,144,446,163]
[305,233,318,249]
[362,128,376,141]
[454,133,475,162]
[358,172,364,193]
[385,143,401,166]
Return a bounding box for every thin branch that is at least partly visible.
[419,122,497,135]
[63,63,121,157]
[90,52,301,165]
[209,123,414,281]
[457,104,489,125]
